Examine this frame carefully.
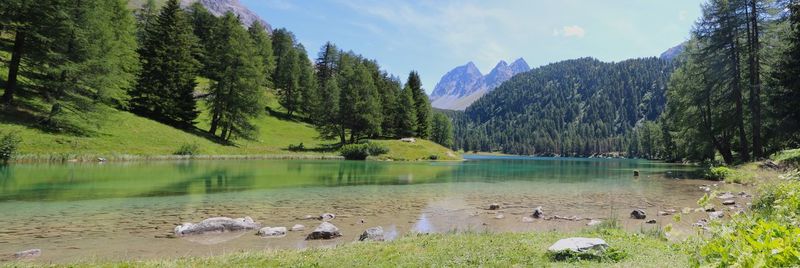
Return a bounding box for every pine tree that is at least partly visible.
[206,12,266,141]
[296,44,318,116]
[772,1,800,146]
[395,86,417,138]
[247,21,276,87]
[134,0,159,45]
[272,28,301,116]
[130,0,200,127]
[406,71,432,138]
[432,112,454,148]
[313,42,343,143]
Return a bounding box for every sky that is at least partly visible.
[241,0,705,94]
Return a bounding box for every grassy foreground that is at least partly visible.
[7,230,687,267]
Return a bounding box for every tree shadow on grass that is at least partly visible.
[284,142,341,153]
[265,106,314,125]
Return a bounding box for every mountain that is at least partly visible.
[430,58,530,110]
[451,57,676,156]
[659,42,686,61]
[129,0,271,31]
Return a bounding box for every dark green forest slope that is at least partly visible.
[452,57,675,157]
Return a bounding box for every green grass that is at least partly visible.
[773,148,800,167]
[370,139,461,161]
[5,230,688,267]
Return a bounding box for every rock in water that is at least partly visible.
[548,237,608,253]
[319,213,336,221]
[633,170,640,176]
[290,224,305,231]
[14,249,41,259]
[521,216,535,223]
[722,199,735,205]
[709,211,724,219]
[495,214,505,219]
[306,222,341,240]
[489,203,500,210]
[358,226,385,241]
[646,219,657,224]
[717,192,735,200]
[257,227,287,237]
[587,219,602,226]
[630,209,647,219]
[174,216,260,236]
[532,206,544,218]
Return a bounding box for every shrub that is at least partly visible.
[547,247,627,263]
[696,180,800,267]
[340,142,391,160]
[428,154,439,160]
[174,142,200,156]
[364,143,389,155]
[0,131,21,163]
[705,166,733,180]
[340,144,370,160]
[288,143,305,152]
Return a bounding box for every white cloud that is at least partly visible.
[555,25,586,38]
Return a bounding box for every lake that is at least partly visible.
[0,155,744,263]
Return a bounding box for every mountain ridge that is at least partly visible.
[430,58,530,110]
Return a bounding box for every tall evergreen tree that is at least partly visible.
[130,0,200,126]
[772,1,800,146]
[395,86,417,138]
[134,0,159,45]
[406,71,432,138]
[313,42,343,143]
[271,28,301,116]
[296,44,317,116]
[187,2,219,78]
[206,13,266,141]
[247,21,276,87]
[431,112,454,148]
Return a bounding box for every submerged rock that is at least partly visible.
[548,237,608,253]
[488,203,501,210]
[630,209,647,219]
[14,249,41,259]
[717,192,735,200]
[174,216,260,236]
[257,227,287,237]
[522,216,535,223]
[532,206,544,219]
[646,219,657,224]
[319,213,336,221]
[722,199,735,205]
[587,219,602,226]
[494,214,505,219]
[306,222,341,240]
[358,226,385,241]
[290,224,305,232]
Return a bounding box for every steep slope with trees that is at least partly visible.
[453,57,675,157]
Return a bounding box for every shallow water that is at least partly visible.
[0,156,746,263]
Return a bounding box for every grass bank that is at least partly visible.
[6,229,687,267]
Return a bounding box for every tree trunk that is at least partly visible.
[339,127,346,145]
[731,37,750,162]
[2,31,25,104]
[748,0,762,158]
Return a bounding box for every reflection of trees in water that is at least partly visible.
[315,162,456,186]
[0,164,11,192]
[138,167,256,197]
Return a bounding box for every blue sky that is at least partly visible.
[241,0,705,94]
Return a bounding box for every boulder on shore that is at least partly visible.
[174,216,260,236]
[548,237,608,253]
[630,209,647,219]
[358,226,385,241]
[257,227,287,237]
[306,222,342,240]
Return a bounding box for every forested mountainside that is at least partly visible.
[129,0,271,31]
[452,57,676,157]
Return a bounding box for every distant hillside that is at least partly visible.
[453,57,676,156]
[128,0,271,31]
[430,58,529,110]
[659,42,686,61]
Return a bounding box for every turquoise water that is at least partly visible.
[0,156,723,263]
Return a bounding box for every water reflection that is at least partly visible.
[0,157,698,202]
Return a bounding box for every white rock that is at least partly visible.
[290,224,305,231]
[587,219,602,226]
[548,237,608,252]
[257,227,287,237]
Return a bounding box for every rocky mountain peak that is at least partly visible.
[510,58,530,74]
[430,58,532,110]
[180,0,271,32]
